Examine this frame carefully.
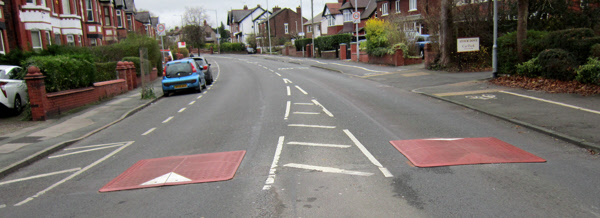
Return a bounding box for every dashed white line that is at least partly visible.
[275,73,282,77]
[343,129,393,178]
[295,86,308,95]
[197,95,203,99]
[284,163,373,176]
[287,86,291,96]
[287,141,351,148]
[288,124,336,129]
[178,108,186,113]
[311,100,334,117]
[15,141,135,206]
[162,116,174,123]
[263,136,285,190]
[284,101,291,120]
[142,127,157,136]
[0,168,82,187]
[293,112,320,115]
[189,101,196,105]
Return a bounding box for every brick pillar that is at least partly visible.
[396,49,405,66]
[124,62,133,90]
[25,66,47,121]
[116,61,129,90]
[340,44,347,60]
[151,67,157,81]
[306,44,311,57]
[424,44,437,67]
[128,61,138,89]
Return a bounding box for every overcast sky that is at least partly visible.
[135,0,327,31]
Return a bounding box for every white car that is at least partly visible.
[0,65,27,114]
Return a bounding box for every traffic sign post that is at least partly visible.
[352,12,360,24]
[157,23,166,36]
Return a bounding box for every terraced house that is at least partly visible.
[0,0,158,53]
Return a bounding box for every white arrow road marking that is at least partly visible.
[295,86,308,95]
[287,142,351,148]
[263,136,285,190]
[344,130,393,178]
[141,172,192,186]
[284,163,373,176]
[283,78,293,84]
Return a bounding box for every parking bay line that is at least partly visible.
[263,136,285,190]
[284,163,373,176]
[287,141,351,148]
[0,168,82,187]
[500,91,600,115]
[295,86,308,95]
[284,101,291,120]
[343,129,393,178]
[49,144,124,159]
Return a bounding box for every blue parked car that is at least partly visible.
[162,59,206,96]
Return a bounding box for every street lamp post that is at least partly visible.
[208,9,220,54]
[267,0,272,54]
[355,0,359,62]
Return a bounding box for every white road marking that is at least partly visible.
[189,101,196,105]
[197,95,203,99]
[287,142,351,148]
[0,168,82,187]
[263,136,285,190]
[162,116,174,123]
[284,163,373,176]
[293,112,320,115]
[142,128,157,136]
[283,78,293,84]
[214,60,221,82]
[331,63,387,73]
[141,172,191,186]
[343,129,393,178]
[64,142,130,151]
[284,101,291,120]
[288,124,336,129]
[287,86,291,96]
[178,108,186,113]
[424,138,463,141]
[15,141,135,206]
[49,144,124,158]
[311,100,334,117]
[294,103,314,105]
[295,86,308,95]
[275,73,282,77]
[500,91,600,115]
[0,204,5,209]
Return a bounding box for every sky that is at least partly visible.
[135,0,328,31]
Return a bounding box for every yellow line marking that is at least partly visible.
[434,89,503,97]
[401,72,430,77]
[360,69,422,78]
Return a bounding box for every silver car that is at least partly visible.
[0,65,28,114]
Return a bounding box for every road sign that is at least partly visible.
[157,23,166,36]
[352,12,361,24]
[457,37,480,53]
[299,32,305,37]
[178,41,186,48]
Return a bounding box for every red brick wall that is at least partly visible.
[321,50,337,59]
[45,79,127,116]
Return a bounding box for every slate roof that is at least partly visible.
[150,17,159,27]
[362,0,377,19]
[304,12,323,25]
[324,3,343,15]
[228,6,264,24]
[124,0,136,13]
[135,11,151,24]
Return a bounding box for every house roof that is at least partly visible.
[124,0,136,13]
[150,17,159,27]
[252,11,271,22]
[135,11,151,24]
[304,12,323,25]
[228,6,264,24]
[260,8,307,24]
[361,0,377,19]
[114,0,125,8]
[323,3,343,15]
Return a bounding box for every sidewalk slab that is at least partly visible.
[0,79,164,179]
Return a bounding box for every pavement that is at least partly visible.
[1,54,599,179]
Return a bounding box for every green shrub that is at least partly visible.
[315,34,353,51]
[537,49,578,81]
[0,49,36,66]
[91,33,162,74]
[591,44,600,58]
[24,55,96,92]
[295,38,312,51]
[516,57,542,77]
[94,62,118,82]
[544,28,600,64]
[391,43,409,58]
[219,42,245,52]
[179,47,189,57]
[575,57,600,85]
[497,30,548,74]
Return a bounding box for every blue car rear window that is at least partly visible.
[166,62,193,78]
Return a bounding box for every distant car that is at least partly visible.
[247,47,256,54]
[185,56,214,85]
[161,59,206,96]
[415,34,431,59]
[0,65,27,114]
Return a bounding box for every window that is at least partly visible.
[67,35,75,45]
[316,25,320,32]
[46,32,52,45]
[0,31,5,55]
[51,0,56,13]
[63,0,71,14]
[54,33,62,45]
[284,23,289,34]
[307,25,312,33]
[409,0,417,11]
[116,10,123,28]
[344,10,351,22]
[90,38,97,46]
[104,7,111,26]
[127,15,133,30]
[86,0,94,21]
[328,16,335,26]
[382,3,389,15]
[31,31,43,51]
[26,0,34,4]
[396,1,401,13]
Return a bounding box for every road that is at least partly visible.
[1,54,599,217]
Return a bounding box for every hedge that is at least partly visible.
[315,34,353,51]
[576,58,600,85]
[94,62,118,82]
[295,38,312,51]
[497,30,548,74]
[24,55,96,93]
[220,42,246,52]
[544,28,600,64]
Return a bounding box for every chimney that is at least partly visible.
[257,4,261,8]
[243,5,248,10]
[338,0,344,3]
[273,6,281,13]
[296,6,301,17]
[204,20,208,26]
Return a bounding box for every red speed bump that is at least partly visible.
[389,137,545,167]
[99,150,246,192]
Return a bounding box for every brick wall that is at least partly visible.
[321,50,337,59]
[45,79,127,116]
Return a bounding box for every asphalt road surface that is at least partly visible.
[1,55,599,217]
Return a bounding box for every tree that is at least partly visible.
[218,22,230,44]
[439,0,453,66]
[517,0,528,62]
[181,6,208,49]
[246,33,257,48]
